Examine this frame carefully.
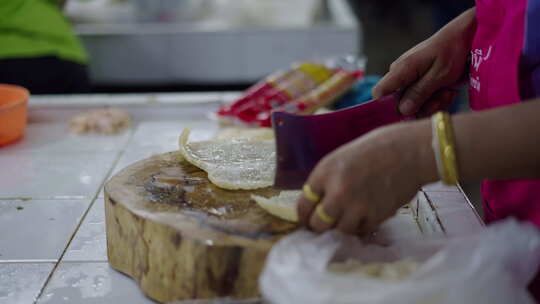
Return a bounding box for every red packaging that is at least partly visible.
[253,69,362,127]
[216,56,365,127]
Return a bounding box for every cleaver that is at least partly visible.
[272,93,415,189]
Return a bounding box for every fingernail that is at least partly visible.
[371,87,380,98]
[400,99,416,115]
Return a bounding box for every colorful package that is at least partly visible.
[216,56,364,127]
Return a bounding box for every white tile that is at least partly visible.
[422,182,459,192]
[220,91,242,104]
[0,263,54,304]
[63,201,107,262]
[127,105,217,122]
[97,187,105,199]
[112,147,169,177]
[38,262,156,304]
[0,151,118,199]
[129,121,217,150]
[423,191,484,237]
[0,123,132,154]
[30,93,151,108]
[374,207,423,244]
[155,92,221,105]
[414,192,446,237]
[0,199,90,261]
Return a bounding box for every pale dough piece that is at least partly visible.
[251,191,302,222]
[178,128,276,190]
[214,127,274,141]
[328,259,419,281]
[69,108,131,135]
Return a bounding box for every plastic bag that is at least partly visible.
[260,219,540,304]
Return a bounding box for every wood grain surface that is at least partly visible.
[104,152,297,303]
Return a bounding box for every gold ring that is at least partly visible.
[303,184,321,204]
[315,204,336,224]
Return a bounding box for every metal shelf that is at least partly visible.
[76,0,361,85]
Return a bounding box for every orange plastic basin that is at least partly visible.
[0,84,30,147]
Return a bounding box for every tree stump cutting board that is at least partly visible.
[104,152,297,303]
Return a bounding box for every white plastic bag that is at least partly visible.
[260,219,540,304]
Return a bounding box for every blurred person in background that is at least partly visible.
[0,0,90,94]
[432,0,474,114]
[348,0,472,76]
[432,1,475,29]
[348,0,473,113]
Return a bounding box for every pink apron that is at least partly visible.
[471,0,540,300]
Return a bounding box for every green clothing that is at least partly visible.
[0,0,87,64]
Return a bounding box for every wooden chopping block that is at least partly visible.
[104,152,297,303]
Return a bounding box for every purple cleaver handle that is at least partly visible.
[272,94,412,189]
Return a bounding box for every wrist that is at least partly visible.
[384,120,439,188]
[410,119,440,186]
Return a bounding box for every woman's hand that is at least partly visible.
[372,8,476,116]
[297,120,438,234]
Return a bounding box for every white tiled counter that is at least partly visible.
[0,93,483,304]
